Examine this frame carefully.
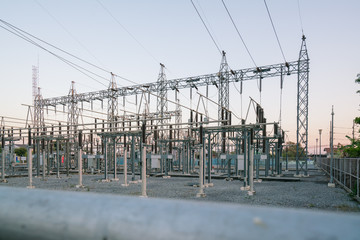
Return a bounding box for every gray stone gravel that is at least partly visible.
[1,168,360,213]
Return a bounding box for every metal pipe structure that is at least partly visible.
[0,187,359,240]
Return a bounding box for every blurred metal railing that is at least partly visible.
[0,187,360,240]
[317,157,360,200]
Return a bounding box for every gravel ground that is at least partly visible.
[1,168,360,213]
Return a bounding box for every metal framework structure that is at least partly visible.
[296,35,309,176]
[67,81,81,139]
[107,73,118,131]
[33,87,44,129]
[156,63,168,136]
[32,38,309,178]
[218,51,230,124]
[38,60,303,108]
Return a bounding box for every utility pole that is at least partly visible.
[319,129,322,163]
[315,138,318,164]
[328,106,335,187]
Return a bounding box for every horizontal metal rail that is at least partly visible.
[0,186,359,240]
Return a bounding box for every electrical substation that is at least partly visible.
[2,1,360,239]
[0,35,309,197]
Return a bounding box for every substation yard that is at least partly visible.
[2,168,360,213]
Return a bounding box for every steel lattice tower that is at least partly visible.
[107,73,118,131]
[67,81,80,139]
[156,63,168,138]
[33,87,45,129]
[296,35,309,176]
[218,51,230,125]
[32,66,44,129]
[175,90,182,139]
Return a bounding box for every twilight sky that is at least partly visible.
[0,0,359,154]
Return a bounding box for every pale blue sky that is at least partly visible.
[0,0,359,153]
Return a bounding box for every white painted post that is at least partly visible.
[122,147,128,187]
[141,146,147,197]
[76,149,83,188]
[42,150,46,180]
[196,145,206,198]
[248,145,256,196]
[27,148,34,188]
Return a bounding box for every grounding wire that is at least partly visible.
[221,0,257,68]
[0,19,112,77]
[297,0,304,35]
[190,0,222,55]
[0,24,109,88]
[34,0,107,69]
[96,0,161,65]
[263,0,287,63]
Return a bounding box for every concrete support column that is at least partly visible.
[197,126,206,197]
[27,147,34,188]
[42,149,46,180]
[66,141,70,177]
[112,138,119,181]
[1,149,7,183]
[76,149,83,188]
[56,141,60,178]
[196,142,206,197]
[36,140,40,177]
[248,145,255,195]
[104,137,109,182]
[141,146,147,197]
[131,136,135,181]
[121,147,129,187]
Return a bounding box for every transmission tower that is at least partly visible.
[156,63,168,138]
[296,35,309,176]
[32,66,38,107]
[175,90,182,139]
[67,81,80,139]
[218,51,230,125]
[33,87,45,129]
[32,66,44,129]
[107,73,118,131]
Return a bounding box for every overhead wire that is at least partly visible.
[96,0,161,65]
[0,20,109,87]
[263,0,287,63]
[297,0,304,35]
[190,0,222,55]
[221,0,257,68]
[0,19,111,75]
[34,0,106,68]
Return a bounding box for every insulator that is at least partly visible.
[78,131,82,147]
